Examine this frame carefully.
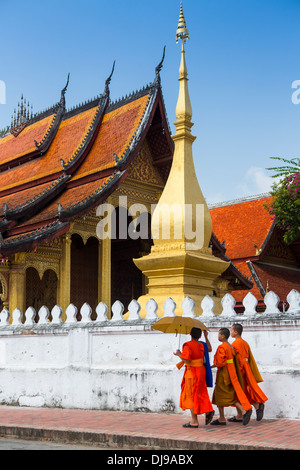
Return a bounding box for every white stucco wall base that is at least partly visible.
[0,312,299,420]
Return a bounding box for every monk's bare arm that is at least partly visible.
[203,330,212,352]
[173,350,191,364]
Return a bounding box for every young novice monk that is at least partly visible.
[230,323,267,422]
[211,328,252,426]
[174,327,215,428]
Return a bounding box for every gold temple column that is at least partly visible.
[9,253,26,319]
[98,240,102,306]
[96,195,113,317]
[58,233,72,320]
[100,236,111,317]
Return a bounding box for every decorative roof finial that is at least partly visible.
[10,94,32,137]
[60,73,70,108]
[155,46,166,84]
[176,1,189,43]
[105,61,116,95]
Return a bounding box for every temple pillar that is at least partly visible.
[9,253,26,320]
[100,236,111,317]
[58,233,72,320]
[98,240,102,307]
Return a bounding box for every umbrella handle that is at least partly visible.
[178,333,181,350]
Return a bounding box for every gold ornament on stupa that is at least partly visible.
[176,0,190,43]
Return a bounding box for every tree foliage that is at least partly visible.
[265,157,300,245]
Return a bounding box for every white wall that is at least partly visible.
[0,291,299,419]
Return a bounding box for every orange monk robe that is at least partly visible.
[179,340,213,415]
[232,337,268,405]
[212,342,252,411]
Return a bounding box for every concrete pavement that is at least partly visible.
[0,406,299,450]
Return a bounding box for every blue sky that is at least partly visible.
[0,0,300,204]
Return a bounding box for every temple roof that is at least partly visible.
[0,113,57,170]
[209,194,300,306]
[209,194,274,260]
[0,62,174,255]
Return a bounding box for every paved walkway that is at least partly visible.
[0,406,299,450]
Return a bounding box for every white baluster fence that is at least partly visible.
[0,290,299,420]
[1,289,299,328]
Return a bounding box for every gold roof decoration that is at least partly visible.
[176,1,190,43]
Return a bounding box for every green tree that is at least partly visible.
[265,157,300,245]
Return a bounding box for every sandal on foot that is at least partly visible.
[256,403,264,421]
[205,410,215,425]
[243,409,252,426]
[210,419,226,425]
[182,422,198,428]
[227,416,243,422]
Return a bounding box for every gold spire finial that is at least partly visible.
[176,1,189,43]
[175,0,192,128]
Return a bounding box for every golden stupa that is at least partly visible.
[133,1,230,316]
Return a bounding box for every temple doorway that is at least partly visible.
[70,234,99,318]
[111,207,152,313]
[26,267,58,313]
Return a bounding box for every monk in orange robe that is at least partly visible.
[211,328,252,426]
[230,323,268,422]
[174,327,215,428]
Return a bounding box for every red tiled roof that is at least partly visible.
[210,195,300,307]
[72,94,150,180]
[209,196,274,260]
[13,176,116,231]
[0,181,52,217]
[0,106,98,194]
[0,114,56,167]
